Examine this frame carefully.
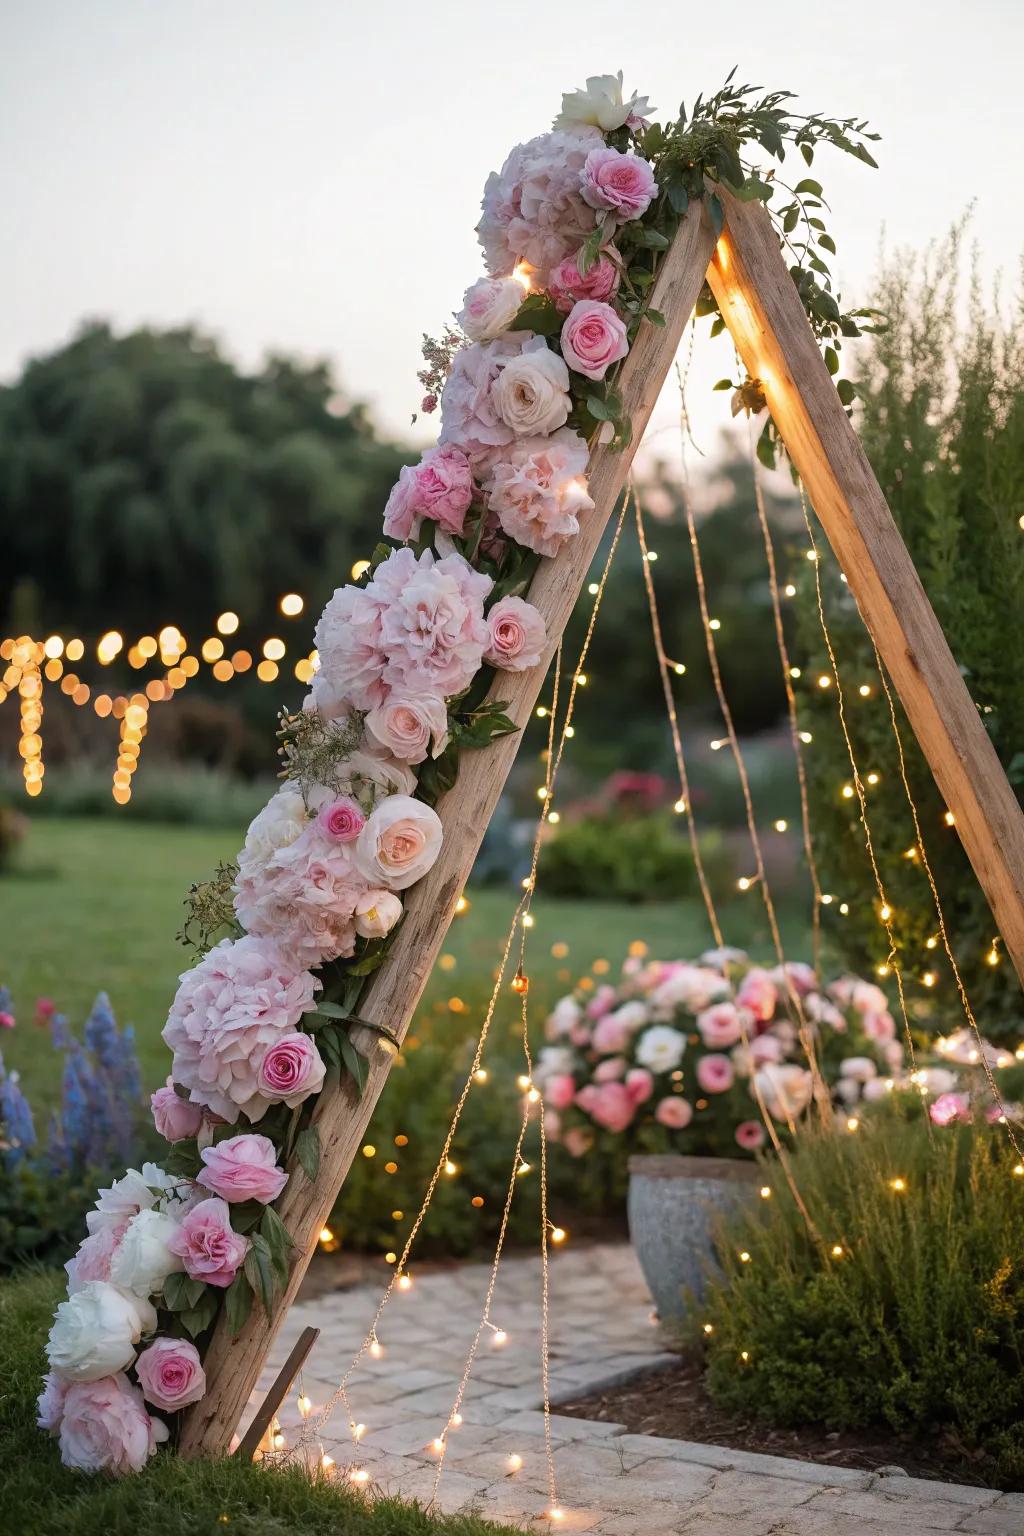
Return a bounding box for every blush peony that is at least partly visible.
[353,888,403,939]
[168,1196,248,1287]
[655,1096,693,1130]
[109,1208,185,1299]
[477,128,601,284]
[197,1133,288,1204]
[484,596,546,671]
[46,1281,157,1382]
[696,1002,746,1049]
[560,300,630,381]
[64,1221,128,1294]
[437,333,531,464]
[458,275,526,341]
[382,445,474,541]
[256,1032,326,1108]
[162,935,319,1123]
[58,1374,168,1474]
[135,1338,206,1413]
[580,145,658,221]
[575,1081,636,1133]
[485,428,594,559]
[87,1163,180,1236]
[734,1119,766,1151]
[234,820,364,971]
[355,796,443,891]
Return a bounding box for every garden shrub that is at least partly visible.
[0,763,276,828]
[539,812,731,902]
[696,1102,1024,1484]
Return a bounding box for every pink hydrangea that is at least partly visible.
[150,1079,205,1143]
[437,334,530,465]
[197,1133,288,1204]
[696,1054,735,1094]
[135,1338,206,1412]
[485,428,594,559]
[560,300,629,381]
[575,1081,636,1133]
[382,446,474,541]
[484,596,546,671]
[162,935,319,1123]
[548,250,620,312]
[168,1196,248,1287]
[58,1374,168,1474]
[655,1096,693,1129]
[477,128,602,284]
[580,145,658,221]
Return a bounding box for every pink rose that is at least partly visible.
[562,1126,593,1158]
[58,1374,168,1474]
[735,1120,766,1151]
[696,1054,735,1094]
[365,695,449,764]
[545,1073,577,1111]
[197,1134,288,1205]
[458,275,526,341]
[586,984,617,1019]
[696,1003,745,1050]
[594,1056,627,1082]
[317,796,365,843]
[655,1096,693,1129]
[592,1013,630,1054]
[168,1197,248,1288]
[355,795,443,891]
[625,1067,654,1105]
[749,1032,784,1066]
[484,596,547,672]
[256,1032,325,1108]
[383,445,475,541]
[736,968,778,1025]
[930,1091,970,1127]
[548,251,620,313]
[135,1338,206,1413]
[150,1079,205,1144]
[580,146,658,221]
[560,300,629,381]
[575,1081,635,1133]
[863,1010,896,1043]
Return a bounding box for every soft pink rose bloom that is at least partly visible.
[257,1032,326,1108]
[736,967,778,1025]
[234,824,363,972]
[696,1054,735,1094]
[58,1374,167,1474]
[545,1108,562,1139]
[365,695,449,764]
[485,428,595,559]
[748,1031,784,1066]
[930,1091,971,1127]
[545,1073,577,1111]
[655,1096,693,1129]
[594,1056,627,1083]
[317,796,365,843]
[383,446,474,540]
[696,1002,745,1050]
[863,1009,896,1043]
[64,1220,129,1294]
[560,300,629,381]
[135,1338,206,1413]
[484,597,547,672]
[197,1134,288,1205]
[586,984,617,1020]
[477,128,602,284]
[437,333,531,464]
[803,992,846,1031]
[580,146,658,221]
[458,275,526,341]
[735,1119,766,1151]
[591,1013,630,1055]
[770,961,818,998]
[150,1078,204,1144]
[569,1022,592,1046]
[355,795,443,891]
[625,1067,654,1105]
[562,1126,593,1158]
[575,1081,636,1133]
[353,888,403,939]
[168,1196,248,1288]
[163,935,319,1123]
[548,250,620,313]
[37,1371,67,1433]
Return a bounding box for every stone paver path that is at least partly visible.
[251,1244,1024,1535]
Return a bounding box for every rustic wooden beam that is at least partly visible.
[178,200,718,1458]
[236,1325,320,1462]
[707,188,1024,990]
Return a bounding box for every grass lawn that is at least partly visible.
[0,1269,509,1536]
[2,816,812,1110]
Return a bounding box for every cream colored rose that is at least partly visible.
[353,889,404,938]
[364,695,449,764]
[554,72,653,132]
[492,342,571,437]
[354,795,443,891]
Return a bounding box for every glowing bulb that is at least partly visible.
[773,819,788,832]
[319,1227,333,1244]
[321,1452,334,1471]
[817,674,831,689]
[944,810,955,826]
[474,1068,488,1083]
[866,771,880,785]
[703,1322,713,1334]
[846,1117,859,1132]
[297,1394,311,1417]
[508,1452,523,1471]
[280,593,304,617]
[550,1226,566,1244]
[216,611,239,635]
[890,1177,906,1193]
[492,1329,508,1346]
[450,1413,463,1428]
[759,1185,771,1199]
[369,1338,383,1359]
[513,262,533,290]
[432,1437,445,1452]
[880,904,892,922]
[858,684,871,697]
[350,1468,369,1484]
[708,618,721,631]
[353,1423,366,1440]
[922,972,936,988]
[831,1244,844,1258]
[398,1273,412,1291]
[674,798,686,814]
[739,1250,751,1263]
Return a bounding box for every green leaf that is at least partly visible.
[577,223,605,275]
[340,1032,369,1096]
[756,424,777,469]
[225,1271,254,1336]
[260,1207,294,1288]
[665,177,689,216]
[824,346,839,376]
[180,1289,219,1340]
[312,1000,348,1019]
[508,293,563,337]
[586,396,612,422]
[707,194,724,239]
[346,948,387,977]
[162,1271,190,1312]
[836,378,857,406]
[645,308,666,328]
[230,1199,266,1235]
[795,177,823,197]
[713,378,734,392]
[295,1124,320,1182]
[245,1235,277,1318]
[818,233,837,254]
[368,542,392,574]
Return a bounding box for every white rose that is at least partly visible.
[650,966,728,1017]
[108,1209,185,1299]
[365,695,450,765]
[86,1163,178,1236]
[917,1066,958,1095]
[554,72,654,132]
[458,276,526,342]
[609,1001,649,1034]
[635,1025,686,1074]
[353,889,403,939]
[548,996,582,1038]
[46,1281,157,1382]
[753,1064,813,1121]
[354,795,443,891]
[492,342,571,436]
[237,788,308,876]
[534,1045,576,1083]
[838,1056,877,1084]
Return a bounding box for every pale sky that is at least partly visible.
[2,0,1022,462]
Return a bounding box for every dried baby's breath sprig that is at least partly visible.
[277,705,364,803]
[417,325,464,413]
[178,860,241,955]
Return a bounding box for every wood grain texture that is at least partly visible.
[179,200,717,1457]
[707,188,1024,989]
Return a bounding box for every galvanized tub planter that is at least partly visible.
[627,1154,762,1323]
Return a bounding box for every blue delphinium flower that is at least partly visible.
[0,1048,37,1170]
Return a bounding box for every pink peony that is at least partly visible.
[256,1032,325,1108]
[548,250,620,312]
[560,300,630,381]
[625,1067,654,1105]
[575,1081,636,1133]
[383,445,474,541]
[586,984,618,1019]
[863,1009,896,1043]
[150,1079,204,1144]
[930,1091,971,1127]
[696,1002,745,1049]
[37,1371,67,1433]
[197,1134,288,1205]
[594,1056,627,1082]
[365,695,449,765]
[168,1197,248,1288]
[162,935,319,1123]
[485,428,594,559]
[592,1012,631,1055]
[234,821,364,971]
[545,1073,577,1111]
[437,333,531,464]
[580,145,658,221]
[696,1054,735,1094]
[477,128,602,284]
[736,968,778,1025]
[484,596,546,671]
[735,1119,766,1151]
[58,1374,167,1474]
[135,1338,206,1413]
[655,1096,693,1129]
[64,1220,129,1294]
[770,961,818,998]
[458,275,526,341]
[317,796,365,843]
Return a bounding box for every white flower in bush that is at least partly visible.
[650,965,728,1016]
[635,1025,686,1074]
[753,1063,814,1121]
[46,1281,157,1382]
[354,795,443,891]
[547,996,582,1038]
[838,1056,878,1084]
[108,1209,185,1299]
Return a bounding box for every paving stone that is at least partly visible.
[803,1485,975,1530]
[957,1496,1024,1534]
[692,1469,817,1516]
[499,1409,627,1441]
[870,1473,1000,1506]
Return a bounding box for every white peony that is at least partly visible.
[236,788,308,881]
[609,1001,650,1034]
[650,965,729,1017]
[838,1056,877,1084]
[534,1045,576,1084]
[554,73,654,132]
[354,795,444,891]
[86,1163,179,1237]
[46,1281,157,1383]
[108,1208,185,1299]
[458,275,526,342]
[635,1025,686,1074]
[492,343,572,437]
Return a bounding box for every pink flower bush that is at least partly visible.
[930,1091,971,1127]
[548,250,620,312]
[150,1079,205,1143]
[382,446,474,540]
[317,796,365,843]
[58,1375,168,1474]
[560,300,629,380]
[197,1134,288,1204]
[162,936,319,1122]
[545,1073,577,1110]
[485,428,595,558]
[696,1002,745,1049]
[735,1120,766,1151]
[575,1081,635,1133]
[736,967,777,1024]
[135,1338,206,1412]
[580,145,658,221]
[484,596,547,671]
[256,1032,325,1108]
[477,128,601,283]
[168,1197,248,1287]
[625,1067,654,1104]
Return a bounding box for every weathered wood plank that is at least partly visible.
[707,188,1024,989]
[179,200,717,1457]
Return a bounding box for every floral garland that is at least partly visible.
[37,70,881,1475]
